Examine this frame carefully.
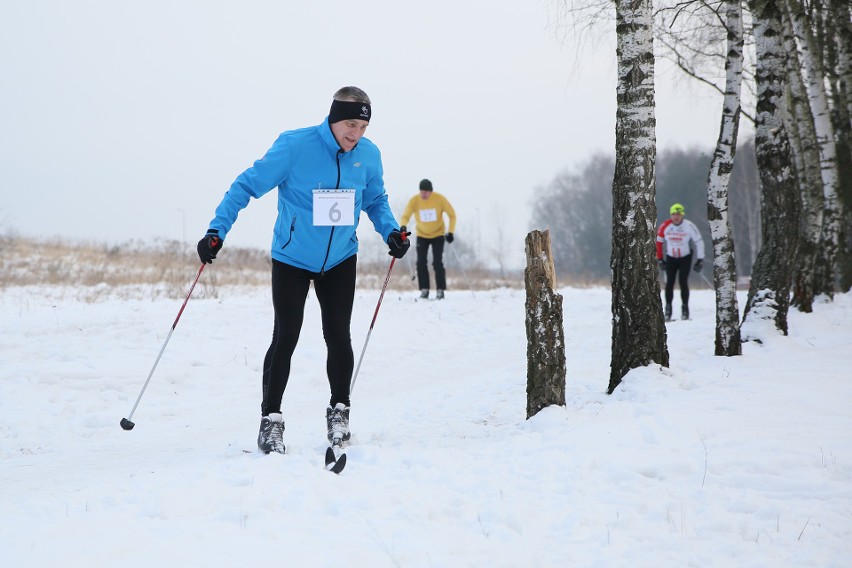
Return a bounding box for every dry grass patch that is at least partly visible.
[1,235,269,300]
[1,235,545,302]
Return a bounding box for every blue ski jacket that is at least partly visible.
[207,117,399,273]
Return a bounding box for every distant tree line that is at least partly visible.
[531,141,761,282]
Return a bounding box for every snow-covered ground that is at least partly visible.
[1,281,850,567]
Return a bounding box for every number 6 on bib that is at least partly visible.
[313,189,355,226]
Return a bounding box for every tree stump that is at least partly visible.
[525,230,566,419]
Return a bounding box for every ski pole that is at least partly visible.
[120,260,209,431]
[350,234,406,395]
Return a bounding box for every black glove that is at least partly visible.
[694,259,703,273]
[387,230,410,259]
[445,232,454,243]
[658,259,666,270]
[400,225,407,234]
[197,230,223,264]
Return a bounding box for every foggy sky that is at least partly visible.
[1,0,732,268]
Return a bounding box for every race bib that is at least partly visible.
[419,208,438,223]
[313,189,355,226]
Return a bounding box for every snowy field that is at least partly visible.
[1,280,850,567]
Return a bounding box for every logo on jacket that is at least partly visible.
[354,162,361,167]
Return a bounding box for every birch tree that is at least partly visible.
[824,0,852,291]
[742,0,801,338]
[609,0,669,393]
[826,0,852,132]
[783,0,841,305]
[706,0,744,356]
[780,2,826,313]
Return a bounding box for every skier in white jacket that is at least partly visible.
[656,203,705,321]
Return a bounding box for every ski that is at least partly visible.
[325,444,347,474]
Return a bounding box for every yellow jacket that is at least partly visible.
[400,192,457,239]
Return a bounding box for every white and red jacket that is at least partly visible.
[656,219,705,260]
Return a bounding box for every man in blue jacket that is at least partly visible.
[197,86,410,454]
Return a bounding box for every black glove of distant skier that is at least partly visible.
[658,259,667,270]
[445,232,454,243]
[694,259,703,273]
[400,225,408,234]
[387,230,410,259]
[197,230,223,264]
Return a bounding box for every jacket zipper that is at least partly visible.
[281,214,296,249]
[318,150,344,276]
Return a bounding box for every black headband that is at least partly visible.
[328,100,371,124]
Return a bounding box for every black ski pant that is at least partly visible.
[261,255,356,416]
[416,235,446,291]
[664,254,692,307]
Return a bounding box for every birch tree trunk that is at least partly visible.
[706,0,744,356]
[609,0,668,393]
[742,0,801,338]
[829,0,852,132]
[780,2,825,313]
[783,0,841,300]
[825,0,852,291]
[525,230,566,419]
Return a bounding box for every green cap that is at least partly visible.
[670,203,685,215]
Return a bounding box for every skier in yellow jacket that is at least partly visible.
[400,179,457,299]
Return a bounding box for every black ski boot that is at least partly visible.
[682,305,690,320]
[326,403,351,444]
[664,303,673,321]
[257,413,285,454]
[419,289,429,299]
